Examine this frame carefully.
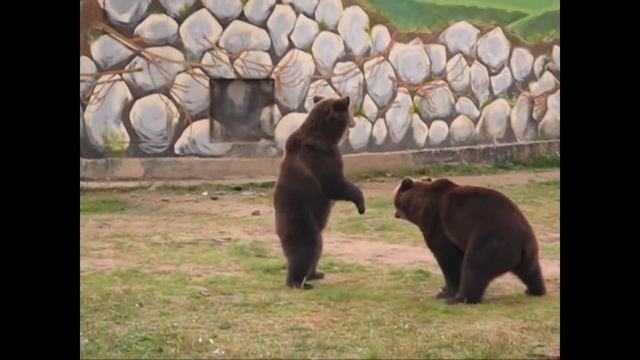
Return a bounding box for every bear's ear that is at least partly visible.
[313,96,325,104]
[399,177,414,191]
[334,96,350,111]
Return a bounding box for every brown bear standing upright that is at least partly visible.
[393,177,546,304]
[274,96,365,289]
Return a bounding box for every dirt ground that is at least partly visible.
[81,170,560,282]
[81,169,560,358]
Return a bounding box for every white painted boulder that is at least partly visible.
[134,14,178,46]
[219,20,271,55]
[439,21,479,57]
[389,42,431,85]
[411,114,429,147]
[123,46,186,94]
[428,120,449,146]
[233,51,273,78]
[244,0,276,25]
[385,88,413,143]
[312,31,345,76]
[372,118,388,146]
[174,119,234,156]
[170,69,210,116]
[267,4,297,57]
[290,14,319,50]
[90,35,135,69]
[349,116,372,151]
[201,0,243,23]
[414,81,455,120]
[476,27,510,74]
[363,56,397,108]
[450,115,475,145]
[201,49,236,79]
[274,112,307,150]
[337,5,371,57]
[446,53,470,93]
[129,93,180,154]
[83,75,133,154]
[331,61,364,112]
[455,97,480,121]
[179,9,223,60]
[273,49,316,111]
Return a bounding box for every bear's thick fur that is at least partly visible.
[274,96,365,289]
[393,177,546,304]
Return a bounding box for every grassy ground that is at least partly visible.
[359,0,559,42]
[80,163,560,358]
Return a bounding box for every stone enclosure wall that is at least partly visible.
[80,0,560,158]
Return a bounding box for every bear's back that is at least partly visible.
[438,184,535,249]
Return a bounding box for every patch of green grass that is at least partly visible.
[329,177,559,248]
[495,179,560,233]
[81,155,558,196]
[410,268,431,281]
[80,181,276,195]
[322,258,368,273]
[352,163,491,181]
[82,242,559,359]
[352,153,560,181]
[326,196,423,244]
[218,322,233,330]
[540,242,559,259]
[156,181,274,195]
[259,261,287,275]
[80,198,132,213]
[81,169,559,358]
[495,153,561,170]
[230,241,270,259]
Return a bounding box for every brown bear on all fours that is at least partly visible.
[273,96,365,289]
[393,177,546,304]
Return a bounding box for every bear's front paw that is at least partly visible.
[446,295,480,305]
[525,288,546,296]
[436,287,457,299]
[446,296,462,305]
[307,271,325,280]
[287,280,314,290]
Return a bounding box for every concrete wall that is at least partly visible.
[80,139,559,181]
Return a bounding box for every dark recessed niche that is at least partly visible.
[209,79,274,142]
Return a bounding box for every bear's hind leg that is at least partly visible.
[448,271,493,304]
[449,239,518,304]
[286,245,317,289]
[307,233,324,280]
[512,257,546,296]
[283,222,321,289]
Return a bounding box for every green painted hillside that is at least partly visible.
[360,0,559,41]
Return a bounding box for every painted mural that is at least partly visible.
[79,0,560,158]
